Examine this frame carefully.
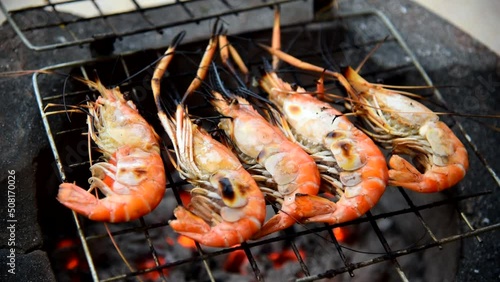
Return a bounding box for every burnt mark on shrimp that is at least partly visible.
[286,104,302,116]
[219,177,238,202]
[339,142,354,157]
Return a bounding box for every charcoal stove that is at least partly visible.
[1,0,499,281]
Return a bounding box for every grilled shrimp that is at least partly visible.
[152,34,266,247]
[255,8,387,224]
[343,67,469,192]
[209,91,321,238]
[56,79,166,222]
[259,71,388,224]
[258,10,467,193]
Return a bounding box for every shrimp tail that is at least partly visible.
[57,183,115,222]
[389,121,468,192]
[294,193,337,220]
[389,155,467,193]
[295,193,380,224]
[169,206,211,234]
[388,155,423,184]
[252,211,298,239]
[170,206,263,247]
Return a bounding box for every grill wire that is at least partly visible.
[10,1,497,281]
[0,0,307,51]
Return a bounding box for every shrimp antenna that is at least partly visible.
[212,17,223,36]
[162,79,182,112]
[354,35,389,73]
[113,31,186,88]
[261,57,274,73]
[61,74,72,122]
[318,26,340,71]
[170,31,187,48]
[237,86,275,108]
[0,68,70,78]
[208,62,233,99]
[91,69,101,83]
[75,100,92,117]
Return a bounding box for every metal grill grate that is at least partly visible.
[31,8,500,282]
[0,0,310,51]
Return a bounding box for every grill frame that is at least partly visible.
[28,6,500,282]
[0,0,307,51]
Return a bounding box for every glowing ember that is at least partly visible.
[56,238,78,249]
[177,235,197,249]
[268,248,305,269]
[137,257,168,281]
[54,238,84,271]
[178,190,192,206]
[224,249,248,274]
[165,237,175,246]
[333,227,348,242]
[65,255,80,270]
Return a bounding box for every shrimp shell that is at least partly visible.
[260,72,388,224]
[161,105,266,247]
[152,38,266,247]
[343,66,468,192]
[57,80,166,222]
[210,91,321,238]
